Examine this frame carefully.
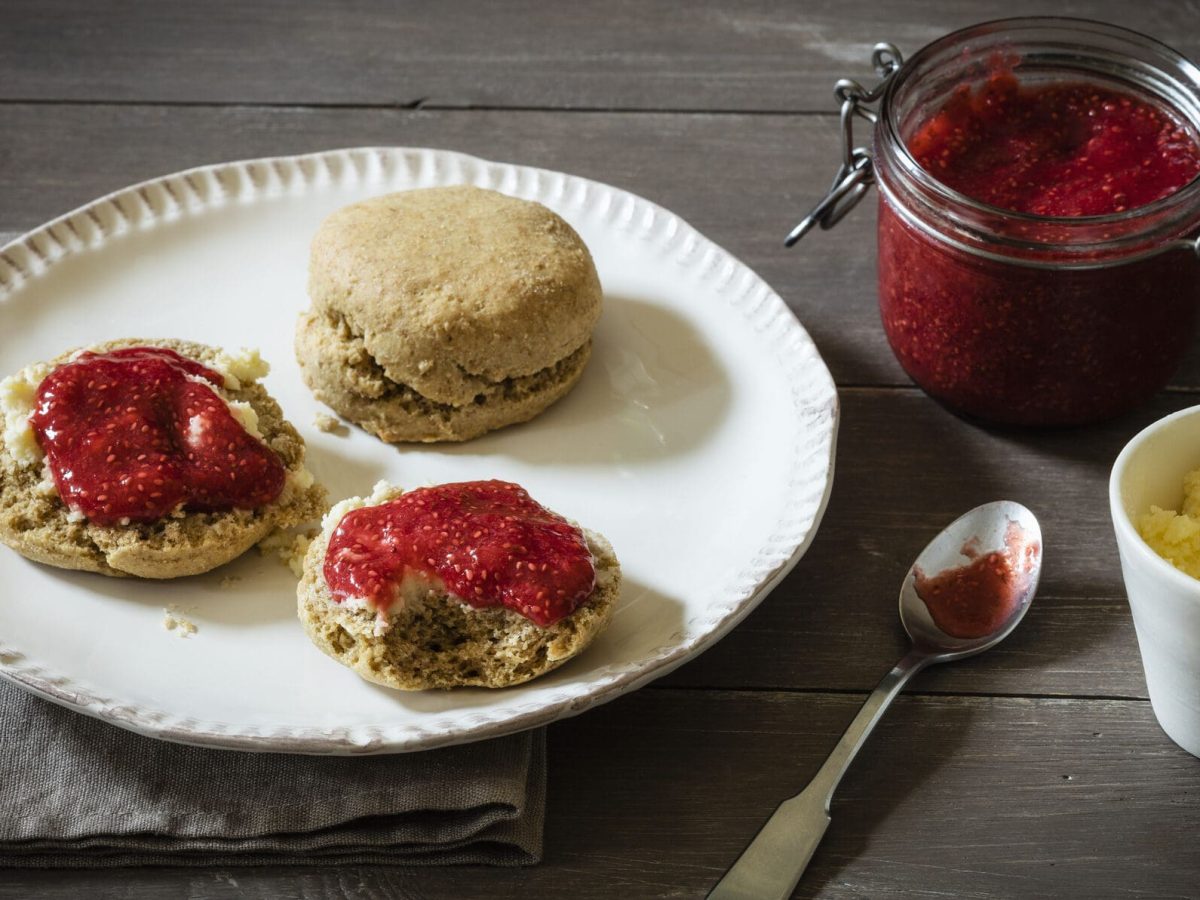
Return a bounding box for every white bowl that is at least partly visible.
[1110,404,1200,757]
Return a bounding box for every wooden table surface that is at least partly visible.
[3,2,1199,897]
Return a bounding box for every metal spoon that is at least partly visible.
[707,500,1042,900]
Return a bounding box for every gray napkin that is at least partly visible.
[0,680,544,867]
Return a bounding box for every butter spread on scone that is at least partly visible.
[298,480,620,689]
[0,339,327,578]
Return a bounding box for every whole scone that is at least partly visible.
[0,338,327,578]
[296,185,603,442]
[298,482,620,689]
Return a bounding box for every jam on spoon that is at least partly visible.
[913,520,1040,639]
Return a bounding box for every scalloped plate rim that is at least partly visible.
[0,146,839,754]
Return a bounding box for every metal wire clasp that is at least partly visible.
[1175,235,1200,259]
[785,43,904,247]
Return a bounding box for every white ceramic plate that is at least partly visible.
[0,148,838,754]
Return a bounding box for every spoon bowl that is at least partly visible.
[901,500,1042,659]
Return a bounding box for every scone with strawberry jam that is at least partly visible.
[0,339,327,578]
[298,480,620,689]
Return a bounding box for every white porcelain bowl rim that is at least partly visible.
[1109,403,1200,601]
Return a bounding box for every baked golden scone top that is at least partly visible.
[307,185,603,408]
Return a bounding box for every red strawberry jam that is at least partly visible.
[913,522,1040,640]
[30,346,285,525]
[323,480,596,627]
[908,74,1200,216]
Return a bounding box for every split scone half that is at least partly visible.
[296,185,603,443]
[298,481,620,689]
[0,338,327,578]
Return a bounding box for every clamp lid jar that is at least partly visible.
[794,18,1200,426]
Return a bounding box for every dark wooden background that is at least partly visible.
[2,2,1199,897]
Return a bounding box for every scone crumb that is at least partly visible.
[163,605,198,638]
[257,528,291,556]
[258,527,317,577]
[219,574,242,589]
[313,412,348,435]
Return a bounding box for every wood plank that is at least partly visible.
[2,1,1198,111]
[5,103,1200,392]
[2,689,1195,898]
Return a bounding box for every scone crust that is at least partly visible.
[0,338,328,579]
[306,185,603,408]
[296,309,591,443]
[297,486,620,689]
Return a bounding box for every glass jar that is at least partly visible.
[794,18,1200,426]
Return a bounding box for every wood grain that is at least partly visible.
[2,0,1198,111]
[2,689,1194,899]
[4,102,1200,392]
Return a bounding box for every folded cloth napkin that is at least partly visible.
[0,681,544,867]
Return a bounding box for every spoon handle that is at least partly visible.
[707,650,929,900]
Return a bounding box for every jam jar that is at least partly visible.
[792,18,1200,426]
